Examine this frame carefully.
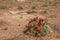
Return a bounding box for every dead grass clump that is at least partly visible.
[3,27,8,30]
[27,10,36,14]
[17,6,23,10]
[40,10,47,14]
[31,6,36,9]
[0,5,7,9]
[42,4,48,7]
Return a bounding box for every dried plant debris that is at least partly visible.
[27,10,36,14]
[3,27,8,30]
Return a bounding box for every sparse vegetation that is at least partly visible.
[3,27,8,30]
[0,5,7,9]
[17,6,23,10]
[45,0,59,6]
[42,4,48,7]
[31,6,36,9]
[48,14,57,18]
[18,24,20,26]
[40,10,47,14]
[20,16,23,19]
[52,2,57,6]
[27,10,36,14]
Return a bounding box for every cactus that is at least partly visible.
[23,17,53,37]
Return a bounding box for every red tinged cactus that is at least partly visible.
[33,18,36,21]
[28,23,32,28]
[34,24,39,28]
[39,17,44,22]
[24,17,51,37]
[24,27,29,33]
[33,17,38,21]
[36,27,41,31]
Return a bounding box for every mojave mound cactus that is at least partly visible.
[23,17,53,37]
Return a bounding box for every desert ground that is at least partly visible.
[0,0,60,40]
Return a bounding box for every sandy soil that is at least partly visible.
[0,0,60,40]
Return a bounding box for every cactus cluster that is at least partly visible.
[24,17,53,37]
